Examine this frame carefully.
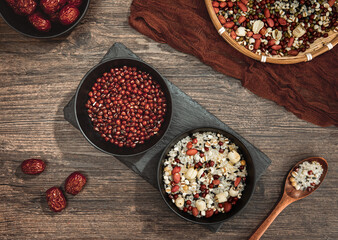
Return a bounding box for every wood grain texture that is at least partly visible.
[0,1,337,239]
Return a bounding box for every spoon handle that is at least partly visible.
[249,194,294,240]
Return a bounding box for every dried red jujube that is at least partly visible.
[40,0,67,15]
[5,0,17,9]
[28,12,52,32]
[45,187,67,212]
[67,0,83,7]
[21,158,46,175]
[59,4,80,25]
[15,0,37,16]
[65,172,87,195]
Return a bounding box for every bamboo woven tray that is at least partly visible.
[205,0,337,64]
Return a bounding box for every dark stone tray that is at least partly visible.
[63,43,271,232]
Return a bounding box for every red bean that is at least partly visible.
[234,177,241,187]
[172,166,181,174]
[213,179,220,185]
[192,207,199,217]
[86,66,167,148]
[224,202,232,213]
[186,149,198,156]
[200,184,207,191]
[171,185,179,193]
[173,173,181,184]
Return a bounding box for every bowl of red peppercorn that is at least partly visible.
[157,127,256,224]
[0,0,90,38]
[74,57,172,156]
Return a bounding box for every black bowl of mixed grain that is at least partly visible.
[157,127,256,224]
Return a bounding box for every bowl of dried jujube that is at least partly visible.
[0,0,90,38]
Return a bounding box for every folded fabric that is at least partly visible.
[129,0,338,127]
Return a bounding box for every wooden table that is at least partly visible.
[0,1,337,239]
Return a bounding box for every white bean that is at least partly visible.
[228,150,241,164]
[175,197,184,208]
[229,187,239,197]
[196,200,206,211]
[216,192,228,203]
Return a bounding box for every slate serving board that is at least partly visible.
[63,43,271,232]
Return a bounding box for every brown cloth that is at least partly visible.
[129,0,338,127]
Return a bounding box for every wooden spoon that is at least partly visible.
[249,157,328,240]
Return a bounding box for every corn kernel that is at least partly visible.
[241,160,246,166]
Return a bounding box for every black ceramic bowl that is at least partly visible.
[0,0,90,38]
[157,127,256,224]
[74,57,173,157]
